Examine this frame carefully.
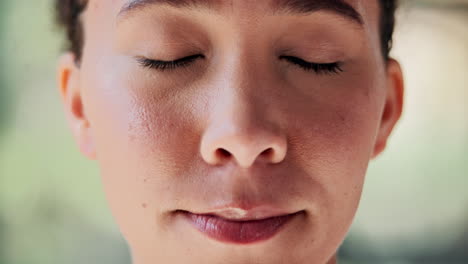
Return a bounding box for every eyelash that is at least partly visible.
[279,56,343,75]
[137,54,343,75]
[136,54,204,71]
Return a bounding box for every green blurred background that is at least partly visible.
[0,0,467,263]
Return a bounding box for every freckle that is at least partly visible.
[142,203,147,208]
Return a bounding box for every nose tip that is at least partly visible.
[200,127,287,168]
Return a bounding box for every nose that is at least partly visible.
[199,45,288,169]
[200,120,288,168]
[199,90,288,169]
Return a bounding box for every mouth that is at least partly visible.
[177,208,304,244]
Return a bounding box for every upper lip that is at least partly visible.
[182,205,301,221]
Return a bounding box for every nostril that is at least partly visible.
[217,148,232,158]
[261,148,273,157]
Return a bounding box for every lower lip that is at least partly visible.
[181,211,300,244]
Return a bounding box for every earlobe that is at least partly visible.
[372,58,405,159]
[57,53,97,160]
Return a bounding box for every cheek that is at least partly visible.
[126,89,203,178]
[82,56,197,164]
[80,63,207,243]
[81,62,203,200]
[288,69,384,215]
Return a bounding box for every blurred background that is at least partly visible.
[0,0,467,263]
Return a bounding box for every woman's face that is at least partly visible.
[58,0,403,263]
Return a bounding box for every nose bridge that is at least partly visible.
[199,48,287,169]
[209,38,271,127]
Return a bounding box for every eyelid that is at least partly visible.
[279,55,343,75]
[136,53,343,75]
[138,54,204,64]
[136,54,204,71]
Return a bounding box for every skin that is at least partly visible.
[57,0,404,263]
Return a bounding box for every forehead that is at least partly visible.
[86,0,378,23]
[83,0,381,53]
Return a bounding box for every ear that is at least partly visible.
[372,58,405,159]
[57,52,97,160]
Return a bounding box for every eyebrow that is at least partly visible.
[118,0,364,26]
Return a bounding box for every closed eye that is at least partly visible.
[136,54,343,75]
[136,54,204,71]
[279,55,343,75]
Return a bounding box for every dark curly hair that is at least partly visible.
[55,0,398,64]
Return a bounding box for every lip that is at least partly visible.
[179,208,302,244]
